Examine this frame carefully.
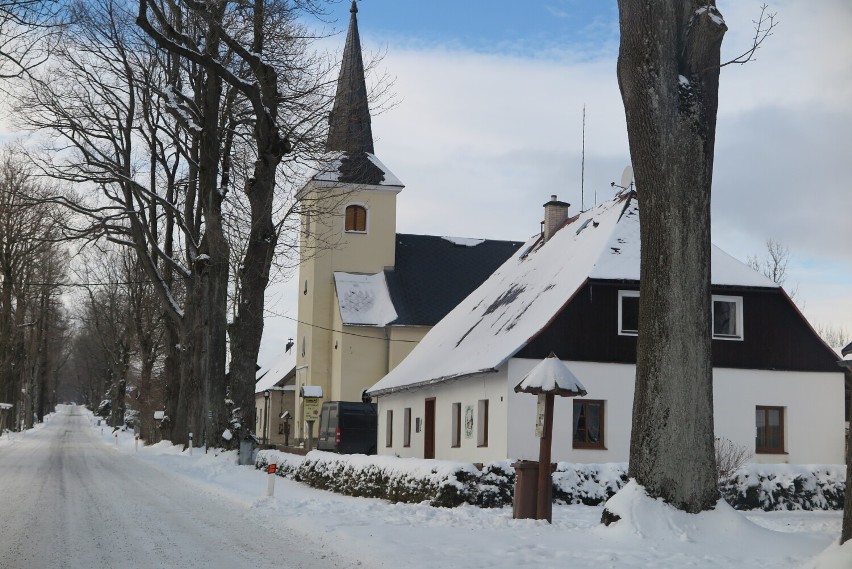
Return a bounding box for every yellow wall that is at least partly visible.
[388,326,429,370]
[293,180,402,440]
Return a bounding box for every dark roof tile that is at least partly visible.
[386,234,523,326]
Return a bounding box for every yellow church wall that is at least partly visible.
[388,326,429,371]
[293,180,402,441]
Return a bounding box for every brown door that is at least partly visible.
[424,398,436,459]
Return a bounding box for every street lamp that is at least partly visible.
[263,389,270,446]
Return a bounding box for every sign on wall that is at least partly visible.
[464,405,474,439]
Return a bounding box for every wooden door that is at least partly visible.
[424,398,436,459]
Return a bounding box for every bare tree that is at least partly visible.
[136,0,341,443]
[0,149,67,428]
[0,0,65,80]
[18,0,349,446]
[747,238,799,301]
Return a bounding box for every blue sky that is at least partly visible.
[346,0,619,57]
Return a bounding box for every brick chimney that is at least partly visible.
[543,195,570,241]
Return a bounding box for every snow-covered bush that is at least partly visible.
[720,464,845,511]
[256,449,305,478]
[552,462,628,505]
[295,452,480,507]
[475,460,515,507]
[256,450,513,508]
[255,451,845,511]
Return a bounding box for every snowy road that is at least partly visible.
[0,406,352,569]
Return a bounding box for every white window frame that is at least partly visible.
[617,290,640,336]
[712,295,744,341]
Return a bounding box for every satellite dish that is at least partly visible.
[620,165,634,190]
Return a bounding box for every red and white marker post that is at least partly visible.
[267,463,277,497]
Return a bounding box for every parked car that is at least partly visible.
[316,401,377,455]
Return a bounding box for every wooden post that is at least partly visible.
[537,393,554,522]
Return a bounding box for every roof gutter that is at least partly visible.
[367,367,500,397]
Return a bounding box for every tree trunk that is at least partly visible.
[841,383,852,543]
[229,142,284,443]
[618,0,726,513]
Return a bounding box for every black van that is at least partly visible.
[316,401,378,455]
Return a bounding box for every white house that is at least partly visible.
[255,346,297,446]
[366,191,845,465]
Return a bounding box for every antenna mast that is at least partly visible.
[581,105,586,211]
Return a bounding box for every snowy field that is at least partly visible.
[1,405,849,569]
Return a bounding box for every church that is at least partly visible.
[259,2,523,443]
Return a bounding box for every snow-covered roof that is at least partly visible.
[368,191,779,396]
[301,385,323,398]
[334,272,398,327]
[589,199,779,287]
[255,347,297,394]
[514,354,587,396]
[440,236,485,247]
[312,152,403,188]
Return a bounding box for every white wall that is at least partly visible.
[381,358,844,465]
[375,368,509,463]
[507,359,635,463]
[713,368,845,464]
[507,359,845,465]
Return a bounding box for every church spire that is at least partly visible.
[327,0,374,155]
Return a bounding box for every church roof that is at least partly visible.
[312,152,403,188]
[332,234,523,328]
[326,1,373,156]
[386,234,525,326]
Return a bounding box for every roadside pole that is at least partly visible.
[267,464,277,497]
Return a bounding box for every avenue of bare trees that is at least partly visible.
[0,0,366,448]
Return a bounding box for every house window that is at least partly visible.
[403,407,411,447]
[618,290,640,336]
[345,204,367,232]
[756,406,784,454]
[573,400,605,449]
[477,399,489,447]
[451,402,461,448]
[386,409,393,448]
[712,295,744,340]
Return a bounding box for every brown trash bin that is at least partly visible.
[512,460,539,519]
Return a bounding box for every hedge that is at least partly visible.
[256,450,845,511]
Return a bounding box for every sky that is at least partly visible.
[258,0,852,366]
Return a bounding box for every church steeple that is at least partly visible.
[327,1,374,155]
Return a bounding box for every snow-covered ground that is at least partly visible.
[2,405,849,569]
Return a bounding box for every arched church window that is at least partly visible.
[345,204,367,232]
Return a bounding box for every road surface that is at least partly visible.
[0,405,354,569]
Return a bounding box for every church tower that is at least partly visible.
[293,1,404,441]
